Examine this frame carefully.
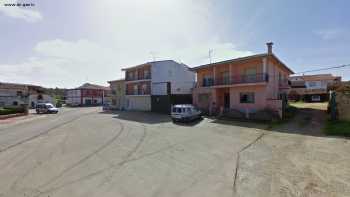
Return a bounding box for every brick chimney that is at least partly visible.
[266,42,273,54]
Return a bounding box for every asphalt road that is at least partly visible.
[0,107,349,197]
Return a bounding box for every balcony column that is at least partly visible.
[262,57,267,81]
[213,67,216,85]
[229,63,232,84]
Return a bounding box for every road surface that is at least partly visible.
[0,107,349,197]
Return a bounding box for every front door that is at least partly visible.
[224,93,230,109]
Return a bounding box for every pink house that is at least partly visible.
[191,43,294,118]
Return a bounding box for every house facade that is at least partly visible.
[122,60,195,112]
[191,43,294,118]
[289,74,341,102]
[0,82,53,108]
[108,79,126,110]
[65,83,110,106]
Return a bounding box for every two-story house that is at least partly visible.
[191,43,294,118]
[65,83,110,106]
[122,60,195,112]
[0,82,53,108]
[289,74,341,102]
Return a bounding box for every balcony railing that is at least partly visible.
[125,74,151,81]
[201,73,269,87]
[125,88,150,95]
[278,79,290,88]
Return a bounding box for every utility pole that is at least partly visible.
[209,49,213,63]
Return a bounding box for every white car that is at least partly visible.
[36,103,59,114]
[171,104,202,122]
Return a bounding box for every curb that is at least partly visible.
[0,113,27,120]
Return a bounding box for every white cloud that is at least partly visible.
[314,28,344,40]
[0,38,252,88]
[0,0,42,22]
[0,0,254,88]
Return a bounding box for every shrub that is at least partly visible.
[324,120,350,137]
[0,107,25,115]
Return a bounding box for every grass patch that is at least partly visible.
[324,120,350,137]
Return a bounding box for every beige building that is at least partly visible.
[289,74,341,102]
[0,82,53,108]
[108,79,126,110]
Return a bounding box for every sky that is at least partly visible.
[0,0,349,88]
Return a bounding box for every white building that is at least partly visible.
[0,82,53,108]
[122,60,195,113]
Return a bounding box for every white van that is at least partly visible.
[171,104,202,122]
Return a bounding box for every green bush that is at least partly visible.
[0,107,25,115]
[324,120,350,137]
[55,99,63,108]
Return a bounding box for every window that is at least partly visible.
[240,92,255,103]
[141,84,148,95]
[16,91,23,96]
[311,95,321,102]
[244,68,257,82]
[13,101,18,106]
[128,72,134,80]
[203,75,214,87]
[111,90,116,95]
[222,71,230,84]
[198,94,210,103]
[133,85,138,95]
[144,70,150,79]
[308,81,321,88]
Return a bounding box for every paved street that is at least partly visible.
[0,107,349,197]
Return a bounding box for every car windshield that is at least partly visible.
[46,104,54,108]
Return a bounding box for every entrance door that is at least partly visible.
[224,93,230,109]
[85,99,92,105]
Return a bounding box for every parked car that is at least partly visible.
[36,103,59,114]
[102,103,111,111]
[171,104,202,122]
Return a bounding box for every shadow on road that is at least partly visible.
[100,111,171,124]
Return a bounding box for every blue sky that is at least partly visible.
[0,0,349,88]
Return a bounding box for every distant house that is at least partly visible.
[108,79,126,110]
[289,74,341,102]
[65,83,110,106]
[191,43,294,119]
[122,60,195,113]
[0,82,53,108]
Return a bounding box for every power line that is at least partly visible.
[294,64,350,75]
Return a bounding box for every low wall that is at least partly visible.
[0,113,27,120]
[266,99,283,118]
[336,92,350,121]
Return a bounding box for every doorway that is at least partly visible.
[224,93,230,109]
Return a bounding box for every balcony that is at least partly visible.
[201,73,269,87]
[125,74,151,81]
[125,88,150,96]
[279,79,290,89]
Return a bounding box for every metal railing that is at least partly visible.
[125,88,150,95]
[125,74,151,81]
[200,73,269,87]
